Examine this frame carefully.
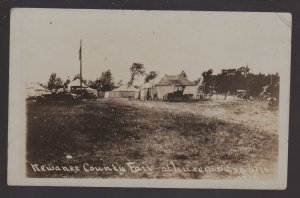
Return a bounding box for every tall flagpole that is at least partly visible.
[79,40,82,94]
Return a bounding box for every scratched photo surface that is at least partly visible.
[8,8,291,188]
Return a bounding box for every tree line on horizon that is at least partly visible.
[47,63,279,97]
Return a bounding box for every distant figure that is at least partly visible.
[224,91,230,100]
[267,97,278,110]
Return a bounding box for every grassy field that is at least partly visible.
[26,98,278,179]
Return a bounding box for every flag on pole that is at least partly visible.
[79,40,83,94]
[79,44,82,60]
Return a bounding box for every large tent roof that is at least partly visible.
[25,82,50,91]
[156,74,195,86]
[25,82,50,98]
[111,84,139,92]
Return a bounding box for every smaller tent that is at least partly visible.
[68,79,88,91]
[105,84,139,99]
[68,79,98,98]
[139,81,158,100]
[25,82,50,99]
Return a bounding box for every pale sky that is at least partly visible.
[10,9,291,84]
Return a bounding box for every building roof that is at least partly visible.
[68,79,88,88]
[156,74,196,86]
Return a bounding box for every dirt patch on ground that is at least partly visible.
[122,99,279,134]
[26,99,278,179]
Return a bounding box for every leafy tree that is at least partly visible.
[213,66,280,97]
[91,70,115,92]
[87,80,98,90]
[73,74,87,84]
[237,66,250,78]
[215,69,238,94]
[144,71,158,83]
[193,77,203,86]
[116,80,124,87]
[201,69,213,94]
[128,63,146,86]
[63,79,71,87]
[100,69,115,92]
[48,73,63,90]
[73,74,80,81]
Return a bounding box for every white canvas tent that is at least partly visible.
[25,82,50,98]
[105,84,139,98]
[139,80,158,100]
[67,79,98,98]
[68,79,88,91]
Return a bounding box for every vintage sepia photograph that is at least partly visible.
[8,8,291,189]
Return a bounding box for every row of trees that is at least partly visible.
[47,64,279,97]
[200,67,279,96]
[47,70,116,92]
[47,63,159,92]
